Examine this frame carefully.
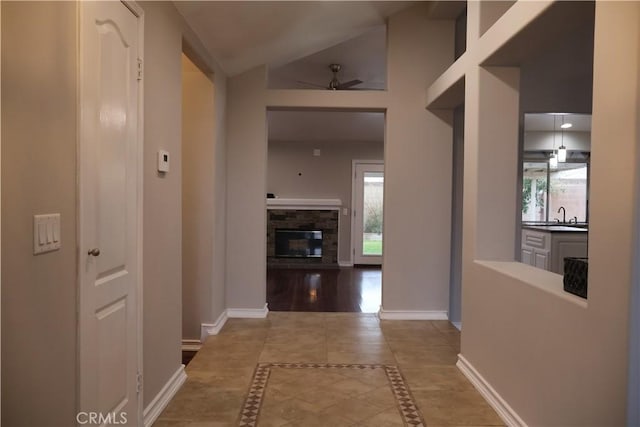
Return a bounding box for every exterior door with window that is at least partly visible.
[352,162,384,265]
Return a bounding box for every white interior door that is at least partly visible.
[79,2,140,425]
[353,162,384,265]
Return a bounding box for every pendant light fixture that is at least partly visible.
[557,115,567,163]
[550,115,558,169]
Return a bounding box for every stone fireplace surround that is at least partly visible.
[267,199,340,267]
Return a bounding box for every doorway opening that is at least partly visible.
[266,109,385,312]
[181,53,215,362]
[352,160,384,265]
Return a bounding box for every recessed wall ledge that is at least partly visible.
[475,260,588,308]
[266,198,342,210]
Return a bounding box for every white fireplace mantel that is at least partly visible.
[266,198,342,210]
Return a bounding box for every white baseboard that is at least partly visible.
[378,308,448,320]
[457,354,526,427]
[143,364,187,427]
[452,321,462,331]
[227,303,269,318]
[200,309,229,341]
[338,261,353,267]
[181,339,202,352]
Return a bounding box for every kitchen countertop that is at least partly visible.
[522,225,588,232]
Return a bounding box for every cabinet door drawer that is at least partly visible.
[534,251,549,270]
[523,230,548,249]
[521,248,534,265]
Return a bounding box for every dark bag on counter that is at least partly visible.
[564,257,588,299]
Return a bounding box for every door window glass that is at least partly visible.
[362,172,383,255]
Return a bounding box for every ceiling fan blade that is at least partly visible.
[342,87,381,91]
[337,79,363,90]
[296,80,327,89]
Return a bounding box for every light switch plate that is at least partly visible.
[158,150,170,172]
[33,214,61,255]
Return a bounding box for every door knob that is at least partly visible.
[88,248,101,257]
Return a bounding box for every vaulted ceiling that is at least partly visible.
[175,1,421,145]
[174,1,414,77]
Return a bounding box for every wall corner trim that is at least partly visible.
[457,354,527,427]
[378,308,448,320]
[227,303,269,319]
[338,261,354,268]
[200,310,229,341]
[143,365,187,427]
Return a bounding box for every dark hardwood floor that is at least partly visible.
[182,350,198,366]
[266,266,382,312]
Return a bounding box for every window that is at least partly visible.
[522,158,589,223]
[549,163,588,222]
[522,162,548,222]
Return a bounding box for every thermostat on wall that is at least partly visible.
[158,150,170,172]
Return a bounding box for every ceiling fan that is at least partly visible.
[297,63,364,90]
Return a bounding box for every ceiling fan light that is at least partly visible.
[298,63,367,91]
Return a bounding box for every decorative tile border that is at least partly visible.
[238,363,425,427]
[239,364,271,427]
[385,365,425,426]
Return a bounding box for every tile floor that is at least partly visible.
[155,313,504,426]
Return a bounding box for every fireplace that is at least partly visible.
[267,208,338,267]
[275,229,323,258]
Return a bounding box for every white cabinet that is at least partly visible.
[549,234,588,274]
[521,228,587,274]
[534,250,550,270]
[521,229,550,270]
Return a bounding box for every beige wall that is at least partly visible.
[141,2,184,406]
[451,2,635,424]
[181,50,228,339]
[209,57,228,329]
[226,4,455,314]
[140,1,227,408]
[267,140,384,263]
[225,66,268,310]
[1,2,78,425]
[586,1,638,419]
[382,6,454,313]
[182,55,216,340]
[183,27,229,336]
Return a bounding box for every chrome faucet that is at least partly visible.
[557,206,567,224]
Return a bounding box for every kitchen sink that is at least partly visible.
[522,222,588,230]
